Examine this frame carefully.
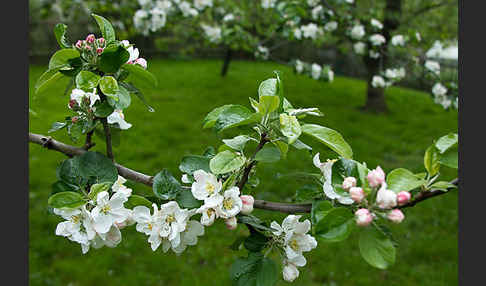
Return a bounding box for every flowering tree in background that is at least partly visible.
[30,15,458,284]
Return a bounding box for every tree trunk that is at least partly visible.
[362,0,402,113]
[220,47,233,77]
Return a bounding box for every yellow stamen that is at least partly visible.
[290,239,299,251]
[166,214,175,223]
[205,183,215,195]
[223,198,234,210]
[101,205,111,214]
[207,208,215,217]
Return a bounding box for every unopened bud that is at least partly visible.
[367,166,386,188]
[96,48,104,55]
[98,37,105,45]
[355,208,373,227]
[86,34,95,44]
[134,58,147,69]
[349,187,365,203]
[342,177,357,190]
[240,195,254,215]
[75,40,83,49]
[396,191,411,206]
[68,99,78,109]
[225,217,237,230]
[387,209,405,223]
[71,116,79,123]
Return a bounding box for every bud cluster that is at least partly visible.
[75,34,107,63]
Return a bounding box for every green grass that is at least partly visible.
[29,59,458,286]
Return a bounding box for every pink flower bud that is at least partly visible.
[240,195,254,215]
[349,187,365,203]
[342,177,357,190]
[225,217,237,230]
[96,48,104,55]
[85,45,92,50]
[396,191,411,206]
[75,40,83,49]
[134,58,147,69]
[86,34,95,44]
[68,99,78,109]
[71,116,78,123]
[355,208,373,227]
[367,166,385,188]
[98,37,105,45]
[387,209,405,223]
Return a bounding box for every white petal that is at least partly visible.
[93,214,113,234]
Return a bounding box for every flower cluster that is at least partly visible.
[74,34,107,61]
[54,176,134,253]
[133,0,172,35]
[424,59,458,109]
[293,60,334,82]
[270,215,318,282]
[254,45,270,60]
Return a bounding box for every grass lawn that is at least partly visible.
[29,59,458,286]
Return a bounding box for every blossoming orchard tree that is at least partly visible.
[30,15,458,284]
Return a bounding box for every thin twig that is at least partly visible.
[237,133,268,190]
[100,118,114,161]
[83,130,95,150]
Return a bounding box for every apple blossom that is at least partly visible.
[293,28,302,40]
[397,191,411,206]
[349,187,365,203]
[134,58,148,69]
[107,109,132,130]
[112,175,133,199]
[91,191,131,234]
[355,208,373,227]
[179,1,198,17]
[350,25,365,40]
[391,35,405,46]
[70,88,100,108]
[311,63,321,80]
[196,204,218,226]
[223,13,235,22]
[225,217,238,230]
[194,0,213,10]
[261,0,277,9]
[295,59,304,73]
[283,262,299,282]
[201,24,222,43]
[432,83,447,96]
[170,220,205,254]
[158,201,193,249]
[371,19,383,30]
[301,23,321,40]
[342,177,357,190]
[375,183,397,209]
[369,34,386,46]
[307,0,319,7]
[54,206,97,253]
[367,166,385,187]
[191,169,223,205]
[354,42,366,55]
[387,209,405,223]
[240,195,254,215]
[121,40,140,63]
[324,21,338,32]
[371,75,386,88]
[75,40,83,49]
[216,187,243,219]
[311,5,323,20]
[369,50,380,59]
[133,204,164,250]
[313,154,353,204]
[425,60,441,75]
[96,48,103,55]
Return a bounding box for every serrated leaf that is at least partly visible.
[209,150,246,175]
[153,169,181,200]
[179,155,211,175]
[301,124,353,158]
[48,49,80,70]
[92,13,116,43]
[254,146,281,163]
[54,23,71,48]
[48,191,85,209]
[280,114,301,144]
[386,168,425,193]
[75,71,100,91]
[359,226,396,269]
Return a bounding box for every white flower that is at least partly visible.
[158,201,193,249]
[133,204,163,250]
[350,25,365,40]
[201,24,222,43]
[416,32,422,41]
[293,28,302,40]
[311,5,323,20]
[385,68,405,80]
[375,183,397,209]
[369,34,386,46]
[216,187,243,218]
[354,42,366,55]
[295,60,304,73]
[311,63,322,80]
[307,0,319,7]
[271,215,317,261]
[342,177,357,190]
[191,169,223,206]
[96,225,123,248]
[54,206,96,253]
[434,94,452,109]
[371,75,386,88]
[425,60,441,75]
[327,69,334,82]
[255,45,269,60]
[324,21,338,32]
[369,50,380,59]
[283,262,299,282]
[453,97,458,109]
[301,23,322,40]
[194,0,213,10]
[134,58,147,69]
[107,109,132,130]
[371,18,383,29]
[121,40,140,63]
[179,2,198,17]
[223,13,235,22]
[196,204,218,226]
[391,35,405,46]
[70,88,100,107]
[91,191,131,234]
[261,0,277,9]
[112,175,132,199]
[170,220,205,254]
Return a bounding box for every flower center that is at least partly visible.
[289,239,299,251]
[223,198,234,210]
[148,223,153,230]
[206,208,215,217]
[166,214,175,224]
[71,215,81,224]
[101,205,111,214]
[205,183,215,195]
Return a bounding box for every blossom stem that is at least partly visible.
[237,133,268,190]
[101,118,114,161]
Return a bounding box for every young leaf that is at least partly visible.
[98,44,130,74]
[222,135,252,151]
[91,13,116,43]
[258,78,277,97]
[75,71,101,91]
[279,114,301,144]
[359,226,396,269]
[254,146,281,163]
[125,195,153,209]
[314,207,355,242]
[35,69,65,95]
[121,63,158,88]
[311,200,333,225]
[77,151,118,184]
[430,181,457,192]
[99,76,119,98]
[48,191,85,209]
[386,168,425,193]
[301,124,353,159]
[93,100,115,118]
[424,145,440,176]
[176,189,202,209]
[88,182,112,200]
[179,155,211,175]
[107,85,131,109]
[259,95,280,115]
[203,105,233,129]
[48,49,80,70]
[213,105,256,132]
[274,70,284,112]
[435,133,458,153]
[439,146,458,169]
[152,169,181,200]
[48,122,68,133]
[54,23,71,48]
[209,150,246,175]
[244,228,270,252]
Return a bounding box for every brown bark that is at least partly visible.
[220,47,233,77]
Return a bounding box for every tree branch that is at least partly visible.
[402,1,454,25]
[237,133,268,190]
[29,132,458,214]
[100,118,114,160]
[83,130,95,150]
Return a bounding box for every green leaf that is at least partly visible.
[88,182,112,200]
[359,226,396,269]
[91,13,116,43]
[229,253,278,286]
[259,95,280,115]
[258,78,277,97]
[107,85,131,109]
[179,155,211,175]
[77,152,118,184]
[51,180,77,195]
[273,141,289,159]
[249,97,260,112]
[93,100,115,118]
[430,181,457,192]
[254,146,281,163]
[120,82,154,112]
[48,122,68,133]
[435,133,458,154]
[35,69,65,95]
[125,195,153,209]
[291,139,312,151]
[280,114,301,144]
[213,105,256,132]
[274,71,285,112]
[386,168,425,193]
[311,200,333,225]
[48,191,85,209]
[176,189,203,209]
[424,145,440,176]
[223,135,253,151]
[244,229,270,252]
[98,44,130,74]
[203,105,232,129]
[301,124,353,159]
[54,23,71,48]
[315,207,355,242]
[439,146,458,169]
[99,76,119,98]
[209,150,246,175]
[153,169,181,200]
[121,63,158,88]
[75,71,100,91]
[331,158,359,186]
[48,49,80,70]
